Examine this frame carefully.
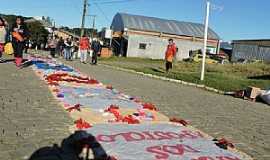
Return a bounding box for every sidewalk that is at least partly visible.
[0,55,72,160]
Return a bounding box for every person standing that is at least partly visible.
[57,37,64,57]
[79,35,90,64]
[64,37,73,61]
[91,38,101,65]
[48,35,58,58]
[72,38,79,59]
[165,39,177,72]
[0,17,7,62]
[11,16,29,67]
[24,38,30,54]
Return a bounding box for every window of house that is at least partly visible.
[139,43,147,50]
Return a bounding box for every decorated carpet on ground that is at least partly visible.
[29,55,252,160]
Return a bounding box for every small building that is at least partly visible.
[111,13,220,60]
[219,42,233,60]
[232,39,270,62]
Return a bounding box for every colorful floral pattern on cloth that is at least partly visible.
[28,55,251,160]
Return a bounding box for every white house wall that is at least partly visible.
[127,34,205,60]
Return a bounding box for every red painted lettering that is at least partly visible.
[142,131,158,140]
[192,156,215,160]
[162,144,184,156]
[147,144,200,159]
[120,132,145,142]
[166,132,182,139]
[146,145,169,159]
[179,130,203,139]
[96,130,203,144]
[154,131,172,140]
[96,135,115,142]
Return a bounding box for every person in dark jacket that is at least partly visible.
[91,38,101,65]
[57,37,64,57]
[11,16,29,67]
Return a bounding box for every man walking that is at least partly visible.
[91,38,101,65]
[165,39,177,72]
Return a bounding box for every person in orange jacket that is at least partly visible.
[79,34,90,64]
[11,16,29,67]
[165,39,177,72]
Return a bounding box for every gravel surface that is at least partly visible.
[0,57,72,160]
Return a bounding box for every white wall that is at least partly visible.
[127,34,205,60]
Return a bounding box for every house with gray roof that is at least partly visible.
[232,39,270,62]
[111,13,220,60]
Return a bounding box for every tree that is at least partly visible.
[26,21,49,43]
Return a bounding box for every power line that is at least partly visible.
[91,0,138,5]
[93,3,111,23]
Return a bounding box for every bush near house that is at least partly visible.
[100,57,270,91]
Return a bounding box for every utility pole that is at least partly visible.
[200,1,210,81]
[80,0,88,37]
[87,15,97,39]
[92,15,96,38]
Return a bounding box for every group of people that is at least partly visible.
[0,15,177,71]
[0,15,102,67]
[0,16,29,66]
[46,34,102,65]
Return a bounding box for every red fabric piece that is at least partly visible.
[48,81,59,86]
[105,105,122,122]
[216,138,235,148]
[106,85,113,90]
[66,104,81,112]
[142,103,158,111]
[170,117,189,126]
[75,118,92,130]
[45,73,99,85]
[122,115,140,124]
[52,88,59,92]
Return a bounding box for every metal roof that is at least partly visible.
[111,13,220,40]
[233,39,270,42]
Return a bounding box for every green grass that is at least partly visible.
[100,57,270,91]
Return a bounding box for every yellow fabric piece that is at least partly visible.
[4,43,14,55]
